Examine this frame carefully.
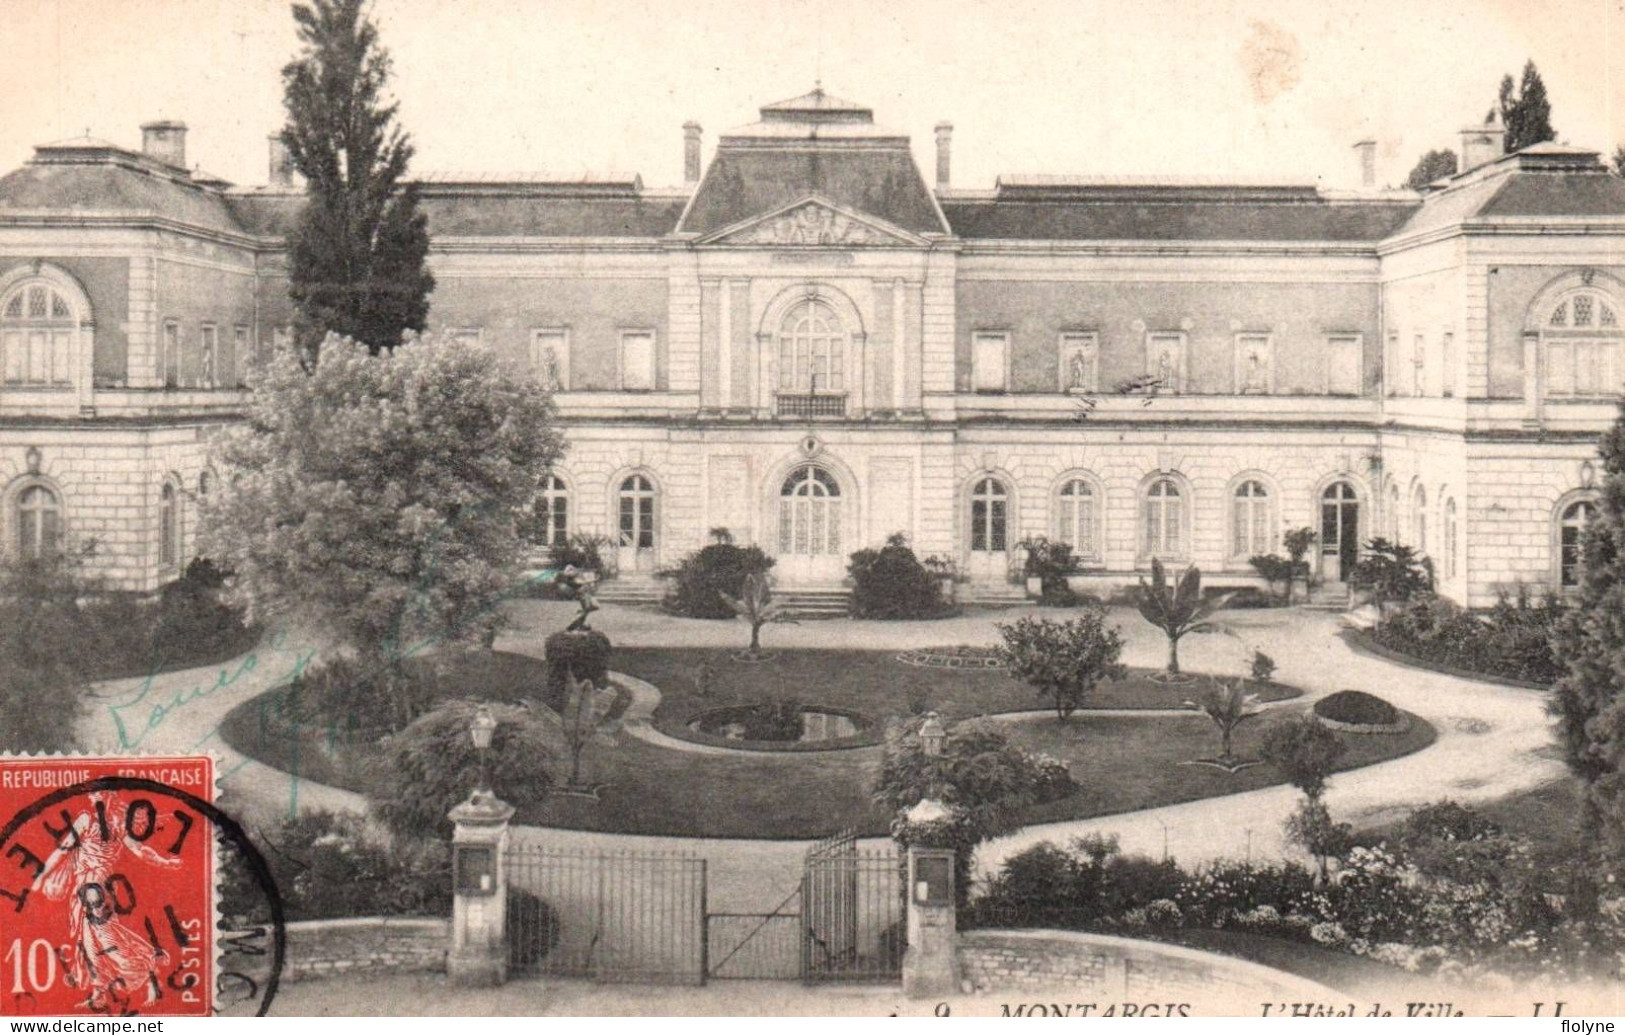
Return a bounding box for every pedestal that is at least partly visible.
[446,790,515,987]
[902,844,961,998]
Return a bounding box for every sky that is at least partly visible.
[1,0,1621,192]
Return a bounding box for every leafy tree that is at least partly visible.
[667,533,774,619]
[1284,798,1354,880]
[532,669,621,791]
[848,533,946,619]
[1185,677,1263,762]
[1348,537,1433,615]
[1612,145,1625,179]
[281,0,433,360]
[1283,526,1317,603]
[1134,560,1231,675]
[996,611,1127,721]
[200,333,564,724]
[1260,714,1346,803]
[1248,554,1295,601]
[370,698,554,839]
[1403,149,1458,190]
[1249,649,1277,684]
[1551,400,1625,857]
[1499,60,1556,153]
[0,547,98,752]
[720,571,792,657]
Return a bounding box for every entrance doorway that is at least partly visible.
[617,474,657,573]
[966,476,1010,584]
[1320,481,1360,582]
[777,465,844,583]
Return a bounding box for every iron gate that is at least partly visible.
[504,845,706,985]
[802,832,904,983]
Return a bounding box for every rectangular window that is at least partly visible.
[1411,334,1426,396]
[1058,333,1099,393]
[971,332,1008,392]
[233,325,250,387]
[1546,340,1576,396]
[1385,331,1400,396]
[1146,333,1186,394]
[199,324,217,388]
[1327,335,1362,395]
[621,330,656,391]
[163,321,181,388]
[1234,334,1273,394]
[532,328,570,390]
[1441,331,1456,398]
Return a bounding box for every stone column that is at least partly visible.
[446,790,515,987]
[902,843,961,998]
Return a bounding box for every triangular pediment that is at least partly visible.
[699,195,927,247]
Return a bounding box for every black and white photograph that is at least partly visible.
[0,0,1622,1021]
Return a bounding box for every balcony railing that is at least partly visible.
[775,392,846,418]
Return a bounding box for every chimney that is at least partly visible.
[934,121,953,188]
[1458,110,1506,173]
[267,133,295,188]
[140,120,187,169]
[683,121,702,185]
[1352,139,1376,189]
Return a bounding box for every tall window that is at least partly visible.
[1058,333,1098,393]
[162,321,181,388]
[971,332,1008,392]
[159,482,179,569]
[535,475,569,548]
[1441,332,1456,398]
[779,465,842,556]
[1387,482,1401,540]
[618,474,655,549]
[1411,334,1426,396]
[1143,478,1184,558]
[199,324,218,388]
[777,301,845,394]
[1412,486,1428,553]
[1147,333,1186,393]
[969,477,1007,552]
[1235,335,1273,394]
[1545,291,1622,398]
[621,330,656,391]
[1559,499,1597,587]
[532,328,569,391]
[15,485,61,559]
[1385,331,1400,397]
[233,326,250,387]
[1443,498,1458,579]
[0,282,77,386]
[1231,480,1273,559]
[1055,478,1099,561]
[1327,334,1363,396]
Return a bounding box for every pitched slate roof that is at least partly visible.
[941,194,1419,242]
[1392,146,1625,239]
[224,189,689,239]
[679,147,946,236]
[0,156,246,237]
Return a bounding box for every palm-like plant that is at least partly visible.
[720,571,792,657]
[1135,559,1232,676]
[533,666,621,790]
[1185,677,1263,762]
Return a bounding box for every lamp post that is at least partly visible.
[919,712,945,758]
[470,705,497,794]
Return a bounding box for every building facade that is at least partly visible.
[0,93,1620,604]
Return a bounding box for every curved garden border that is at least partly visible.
[675,703,879,753]
[1314,713,1413,736]
[1341,628,1551,691]
[896,645,1007,669]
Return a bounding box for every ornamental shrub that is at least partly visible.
[665,537,775,619]
[849,533,949,619]
[507,889,563,969]
[543,629,612,713]
[1313,690,1399,726]
[1375,589,1566,685]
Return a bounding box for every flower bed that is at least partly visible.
[675,703,877,752]
[1366,594,1566,687]
[1311,691,1409,733]
[896,645,1007,669]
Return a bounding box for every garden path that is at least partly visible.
[74,601,1564,911]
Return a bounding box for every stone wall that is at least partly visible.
[281,917,449,984]
[957,929,1341,1004]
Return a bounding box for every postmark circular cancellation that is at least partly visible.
[0,756,284,1017]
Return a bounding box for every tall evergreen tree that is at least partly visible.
[1403,149,1458,190]
[281,0,433,360]
[1610,145,1625,179]
[1550,401,1625,858]
[1498,60,1556,153]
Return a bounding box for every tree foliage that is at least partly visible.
[848,533,948,619]
[1134,560,1230,674]
[281,0,433,359]
[1612,145,1625,179]
[200,333,565,672]
[1348,537,1432,614]
[720,571,791,655]
[1260,714,1346,803]
[996,611,1127,720]
[1403,149,1458,190]
[0,549,96,752]
[1551,400,1625,857]
[531,669,621,790]
[1186,678,1263,761]
[1498,60,1556,153]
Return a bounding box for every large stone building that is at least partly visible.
[0,90,1620,605]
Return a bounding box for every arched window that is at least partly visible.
[1542,288,1622,398]
[969,477,1007,553]
[1412,486,1428,554]
[1443,498,1458,580]
[618,474,655,550]
[15,485,61,559]
[1055,478,1100,561]
[779,465,842,556]
[197,469,213,498]
[777,300,845,394]
[1387,482,1401,541]
[1231,480,1274,559]
[1559,499,1597,588]
[534,475,569,548]
[159,482,180,569]
[0,281,77,385]
[1143,478,1184,558]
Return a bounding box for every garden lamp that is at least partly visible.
[470,704,498,792]
[919,712,946,758]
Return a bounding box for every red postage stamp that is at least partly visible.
[0,756,216,1017]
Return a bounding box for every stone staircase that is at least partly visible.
[1303,582,1353,611]
[593,575,666,607]
[959,581,1033,607]
[774,585,853,618]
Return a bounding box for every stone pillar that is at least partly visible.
[902,844,961,998]
[446,790,515,987]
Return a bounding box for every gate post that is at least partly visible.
[446,789,515,987]
[902,843,961,998]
